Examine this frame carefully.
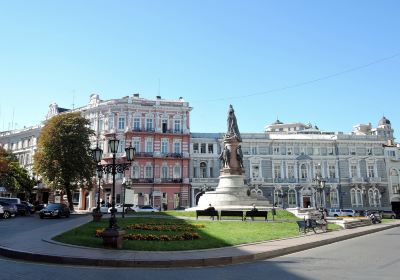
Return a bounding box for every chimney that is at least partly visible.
[156,96,161,100]
[133,93,140,98]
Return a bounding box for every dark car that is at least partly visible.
[21,201,35,214]
[0,201,18,219]
[15,203,30,216]
[39,203,70,219]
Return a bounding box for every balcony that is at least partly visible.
[190,178,219,184]
[161,129,184,134]
[131,128,155,133]
[160,178,183,184]
[136,152,154,157]
[131,178,154,184]
[164,153,183,158]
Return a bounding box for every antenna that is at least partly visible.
[72,90,76,110]
[12,108,15,130]
[158,78,160,96]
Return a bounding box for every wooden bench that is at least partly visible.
[196,210,219,220]
[245,210,268,221]
[220,210,244,221]
[296,218,327,234]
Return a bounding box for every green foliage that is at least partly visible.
[0,147,36,195]
[33,112,95,208]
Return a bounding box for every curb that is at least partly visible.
[0,223,399,268]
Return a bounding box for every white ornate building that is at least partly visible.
[191,117,396,214]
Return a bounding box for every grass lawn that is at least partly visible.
[54,212,341,251]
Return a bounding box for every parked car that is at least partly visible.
[0,201,18,219]
[39,203,70,219]
[108,203,136,213]
[20,201,35,214]
[328,208,356,217]
[15,203,31,216]
[34,204,46,212]
[132,205,160,212]
[0,204,4,216]
[380,210,397,219]
[0,197,21,205]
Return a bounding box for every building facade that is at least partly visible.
[190,118,395,212]
[1,94,192,211]
[383,142,400,215]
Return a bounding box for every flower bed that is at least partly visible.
[96,223,204,241]
[124,223,205,231]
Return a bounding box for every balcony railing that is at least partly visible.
[131,178,154,183]
[162,129,184,134]
[163,153,183,158]
[160,178,183,183]
[136,152,154,157]
[131,128,155,133]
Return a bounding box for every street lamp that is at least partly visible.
[91,137,135,249]
[314,174,326,209]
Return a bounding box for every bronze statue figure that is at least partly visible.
[237,145,244,168]
[227,105,242,142]
[219,146,231,168]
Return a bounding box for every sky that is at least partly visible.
[0,0,399,138]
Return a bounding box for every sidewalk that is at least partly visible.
[1,215,399,268]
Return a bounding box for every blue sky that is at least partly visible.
[0,1,399,138]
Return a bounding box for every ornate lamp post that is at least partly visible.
[314,174,326,210]
[91,137,135,249]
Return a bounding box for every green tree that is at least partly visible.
[33,112,95,210]
[0,147,36,198]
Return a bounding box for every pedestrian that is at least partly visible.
[250,203,258,221]
[205,204,216,220]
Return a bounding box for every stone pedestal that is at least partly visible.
[102,228,126,249]
[197,174,270,209]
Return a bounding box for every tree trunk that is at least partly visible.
[65,187,74,212]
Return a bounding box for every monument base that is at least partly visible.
[197,174,271,209]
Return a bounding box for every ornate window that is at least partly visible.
[274,164,281,179]
[330,188,339,207]
[131,165,140,179]
[350,187,363,207]
[288,189,296,207]
[173,166,181,179]
[301,164,308,179]
[145,165,153,178]
[287,165,295,179]
[368,188,381,207]
[161,165,168,179]
[274,189,283,206]
[200,162,207,178]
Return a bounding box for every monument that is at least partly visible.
[197,105,271,209]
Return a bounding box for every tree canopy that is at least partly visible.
[0,147,36,198]
[33,112,95,210]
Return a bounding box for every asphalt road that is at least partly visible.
[0,215,399,280]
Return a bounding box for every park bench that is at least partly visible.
[196,210,219,220]
[244,210,268,221]
[296,218,327,234]
[219,210,244,221]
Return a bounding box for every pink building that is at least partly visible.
[78,94,192,210]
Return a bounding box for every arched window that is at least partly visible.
[200,162,207,178]
[368,188,381,207]
[301,164,308,179]
[274,189,282,206]
[161,165,168,179]
[351,187,363,207]
[145,165,153,178]
[131,165,139,179]
[288,189,296,207]
[330,188,339,207]
[173,166,181,179]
